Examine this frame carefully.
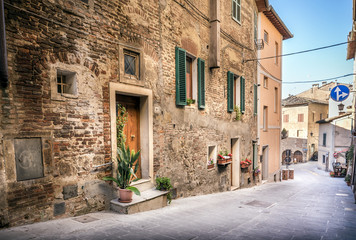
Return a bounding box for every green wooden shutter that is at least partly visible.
[254,84,258,115]
[175,47,186,106]
[227,71,234,112]
[240,76,245,113]
[253,142,258,169]
[197,58,205,109]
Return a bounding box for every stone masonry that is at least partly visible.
[0,0,259,227]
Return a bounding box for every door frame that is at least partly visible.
[109,82,153,181]
[262,145,269,180]
[231,137,240,188]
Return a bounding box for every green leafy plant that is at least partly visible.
[156,177,173,204]
[103,143,141,196]
[346,145,354,165]
[345,174,351,183]
[116,104,128,146]
[187,98,196,105]
[234,105,241,121]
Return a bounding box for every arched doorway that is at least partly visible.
[293,150,303,163]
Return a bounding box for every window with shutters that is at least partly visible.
[283,114,289,123]
[322,133,327,146]
[232,0,241,24]
[227,71,245,113]
[298,114,304,122]
[175,47,205,109]
[253,141,258,169]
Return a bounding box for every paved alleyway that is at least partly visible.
[1,162,356,240]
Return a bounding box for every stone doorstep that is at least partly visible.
[131,178,154,192]
[110,188,168,214]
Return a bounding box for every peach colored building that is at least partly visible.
[257,5,292,181]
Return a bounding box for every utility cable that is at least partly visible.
[243,41,356,63]
[282,73,356,84]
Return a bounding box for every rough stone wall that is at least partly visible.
[1,0,161,227]
[1,0,258,227]
[155,0,258,197]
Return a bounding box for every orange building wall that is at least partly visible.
[258,12,284,180]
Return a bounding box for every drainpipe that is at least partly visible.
[0,0,8,88]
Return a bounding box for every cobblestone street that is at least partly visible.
[1,162,355,240]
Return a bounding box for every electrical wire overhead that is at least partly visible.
[243,41,355,63]
[282,73,356,84]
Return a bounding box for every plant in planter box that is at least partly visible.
[240,158,251,169]
[207,158,215,169]
[253,167,261,176]
[345,174,351,186]
[156,177,173,204]
[218,149,232,164]
[103,143,141,203]
[187,98,196,105]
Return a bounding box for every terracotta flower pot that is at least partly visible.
[118,188,133,203]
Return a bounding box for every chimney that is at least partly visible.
[0,0,8,88]
[209,0,220,69]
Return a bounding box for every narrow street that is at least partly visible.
[1,162,355,240]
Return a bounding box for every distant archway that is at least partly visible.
[293,151,303,163]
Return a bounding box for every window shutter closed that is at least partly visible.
[227,71,234,112]
[197,58,205,109]
[240,76,245,113]
[254,84,257,115]
[175,47,186,106]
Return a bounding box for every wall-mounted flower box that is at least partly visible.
[207,163,215,169]
[217,154,232,166]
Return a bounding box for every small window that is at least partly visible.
[207,145,217,169]
[263,106,268,131]
[275,42,279,64]
[312,112,315,122]
[320,113,323,120]
[232,0,241,23]
[263,76,268,88]
[56,70,77,96]
[283,114,289,122]
[274,87,278,113]
[298,114,304,122]
[322,155,326,163]
[264,31,269,44]
[297,130,302,137]
[186,56,193,100]
[124,50,140,79]
[322,133,327,146]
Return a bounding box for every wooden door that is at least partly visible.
[117,95,141,179]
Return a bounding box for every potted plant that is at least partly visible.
[103,143,141,203]
[218,149,232,164]
[240,158,251,169]
[156,177,173,204]
[345,174,351,186]
[187,98,195,105]
[253,166,260,176]
[207,158,215,169]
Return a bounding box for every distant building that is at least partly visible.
[281,95,328,162]
[316,113,352,171]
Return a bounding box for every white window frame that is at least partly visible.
[232,0,241,24]
[264,30,269,44]
[233,75,241,108]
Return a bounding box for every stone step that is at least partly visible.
[110,188,168,214]
[131,179,154,192]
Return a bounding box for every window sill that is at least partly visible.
[232,17,241,25]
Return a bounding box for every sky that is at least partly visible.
[268,0,354,99]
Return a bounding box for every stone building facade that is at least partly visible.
[0,0,261,227]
